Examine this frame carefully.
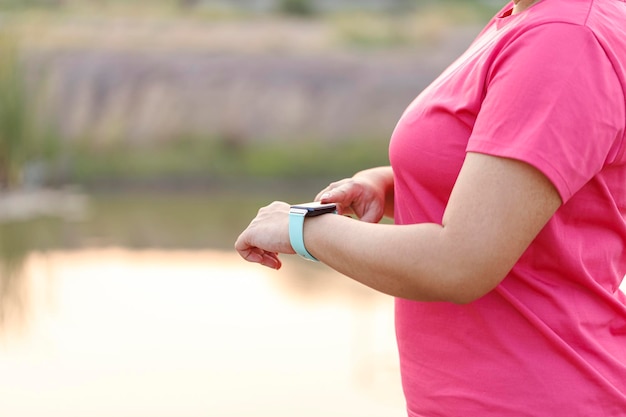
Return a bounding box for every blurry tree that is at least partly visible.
[0,32,27,190]
[0,223,29,333]
[276,0,316,16]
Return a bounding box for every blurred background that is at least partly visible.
[0,1,501,416]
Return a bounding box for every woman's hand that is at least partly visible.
[235,166,394,270]
[234,201,294,270]
[315,166,394,223]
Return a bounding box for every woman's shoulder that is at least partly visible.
[521,0,625,33]
[493,0,626,63]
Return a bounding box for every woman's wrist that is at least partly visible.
[301,210,343,262]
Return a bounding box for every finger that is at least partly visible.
[315,179,350,201]
[317,184,343,203]
[238,246,264,263]
[238,246,282,270]
[259,252,282,270]
[316,189,337,202]
[320,189,357,216]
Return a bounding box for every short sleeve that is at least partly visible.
[467,23,625,203]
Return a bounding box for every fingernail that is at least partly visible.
[321,192,331,200]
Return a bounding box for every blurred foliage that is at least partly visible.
[276,0,317,17]
[0,0,61,9]
[0,29,27,326]
[0,0,501,17]
[65,137,390,187]
[328,1,499,48]
[0,31,27,189]
[0,221,36,331]
[0,27,60,190]
[332,12,411,48]
[0,0,501,188]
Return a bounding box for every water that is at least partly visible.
[0,249,403,417]
[0,192,405,417]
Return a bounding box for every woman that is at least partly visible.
[235,0,626,415]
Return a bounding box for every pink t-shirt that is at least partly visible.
[389,0,626,415]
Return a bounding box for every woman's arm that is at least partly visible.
[303,152,561,304]
[233,166,394,270]
[235,153,561,303]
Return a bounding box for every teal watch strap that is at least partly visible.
[289,208,318,261]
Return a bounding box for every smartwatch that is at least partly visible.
[289,202,337,261]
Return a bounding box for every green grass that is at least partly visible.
[0,24,62,190]
[3,1,500,47]
[0,30,27,188]
[65,137,391,187]
[329,1,499,49]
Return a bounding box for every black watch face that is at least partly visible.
[291,202,337,216]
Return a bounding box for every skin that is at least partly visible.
[513,0,541,14]
[235,153,562,304]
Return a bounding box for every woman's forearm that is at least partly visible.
[235,155,560,301]
[302,154,562,304]
[303,214,472,303]
[312,167,477,303]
